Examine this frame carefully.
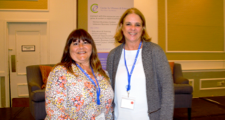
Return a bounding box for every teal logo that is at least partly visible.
[90,4,98,13]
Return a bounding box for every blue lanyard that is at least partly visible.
[124,41,142,96]
[76,64,101,105]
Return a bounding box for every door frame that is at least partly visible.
[3,20,50,107]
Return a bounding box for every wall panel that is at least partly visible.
[167,0,224,52]
[0,0,48,10]
[159,0,225,60]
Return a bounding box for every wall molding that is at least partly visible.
[200,78,225,90]
[17,73,26,76]
[169,60,225,71]
[165,0,225,53]
[166,51,225,53]
[0,0,50,12]
[188,79,194,89]
[17,83,28,97]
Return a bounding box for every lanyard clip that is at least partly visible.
[127,91,130,98]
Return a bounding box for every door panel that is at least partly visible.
[8,22,48,103]
[16,31,41,75]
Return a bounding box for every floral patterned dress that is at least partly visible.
[45,64,114,120]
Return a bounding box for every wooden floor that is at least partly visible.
[0,107,34,120]
[1,96,225,120]
[174,96,225,120]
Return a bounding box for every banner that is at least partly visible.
[88,0,133,52]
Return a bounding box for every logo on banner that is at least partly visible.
[90,3,98,13]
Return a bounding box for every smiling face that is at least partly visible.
[121,13,144,43]
[70,39,92,65]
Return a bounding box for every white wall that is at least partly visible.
[0,0,76,107]
[134,0,158,44]
[48,0,77,63]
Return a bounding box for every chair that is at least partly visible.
[26,64,55,120]
[173,63,193,120]
[26,63,192,119]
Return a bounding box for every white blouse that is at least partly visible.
[114,49,150,120]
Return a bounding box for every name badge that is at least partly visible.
[121,97,135,110]
[96,113,105,120]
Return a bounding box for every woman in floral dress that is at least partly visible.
[45,29,114,120]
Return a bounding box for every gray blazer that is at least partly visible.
[106,41,174,120]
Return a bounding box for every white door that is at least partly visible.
[7,22,48,105]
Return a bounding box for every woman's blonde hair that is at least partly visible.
[114,8,151,43]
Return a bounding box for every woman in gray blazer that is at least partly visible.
[106,8,174,120]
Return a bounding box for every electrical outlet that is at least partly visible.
[221,81,225,85]
[217,81,225,86]
[217,82,222,86]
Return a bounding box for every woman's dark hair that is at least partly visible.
[57,29,109,79]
